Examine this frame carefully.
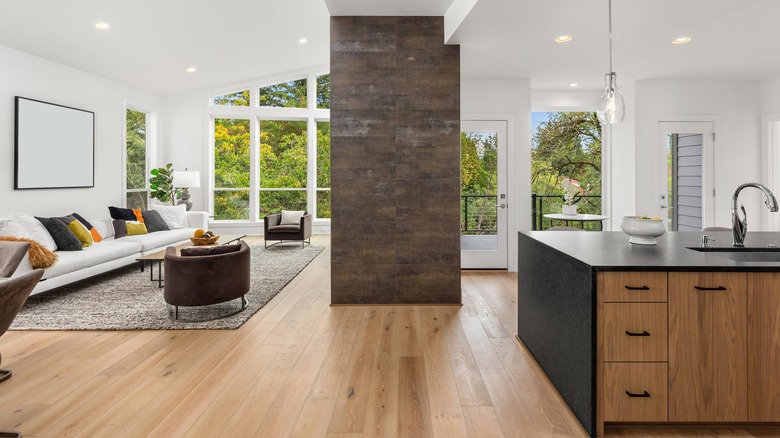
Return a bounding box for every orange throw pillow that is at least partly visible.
[132,208,145,223]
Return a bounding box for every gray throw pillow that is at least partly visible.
[35,217,82,251]
[141,210,170,233]
[112,220,128,239]
[0,241,31,277]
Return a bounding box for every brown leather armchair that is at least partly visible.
[264,213,312,248]
[0,242,44,438]
[163,240,250,322]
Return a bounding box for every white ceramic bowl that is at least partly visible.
[620,216,666,245]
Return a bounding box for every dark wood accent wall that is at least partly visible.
[330,16,461,304]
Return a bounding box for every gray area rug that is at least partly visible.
[10,244,324,331]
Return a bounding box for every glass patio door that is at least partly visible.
[460,120,508,269]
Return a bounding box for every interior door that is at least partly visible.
[460,120,507,269]
[658,122,715,230]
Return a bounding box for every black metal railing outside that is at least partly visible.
[461,194,497,235]
[531,194,602,230]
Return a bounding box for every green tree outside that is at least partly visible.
[126,109,147,209]
[531,112,602,229]
[460,132,498,234]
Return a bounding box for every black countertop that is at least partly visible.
[520,230,780,271]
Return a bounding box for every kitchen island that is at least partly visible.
[517,230,780,437]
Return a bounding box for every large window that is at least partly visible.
[530,111,602,230]
[210,72,330,222]
[259,120,307,217]
[125,108,149,209]
[316,121,331,218]
[214,118,251,220]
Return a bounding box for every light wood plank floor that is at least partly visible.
[1,235,778,437]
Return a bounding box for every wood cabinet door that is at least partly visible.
[669,272,747,422]
[747,273,780,421]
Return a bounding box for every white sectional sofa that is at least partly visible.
[9,211,208,295]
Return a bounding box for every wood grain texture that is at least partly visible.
[600,271,667,303]
[398,356,433,438]
[0,236,775,437]
[603,303,668,362]
[603,362,668,422]
[668,271,747,422]
[747,273,780,421]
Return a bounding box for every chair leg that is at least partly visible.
[0,431,22,437]
[0,369,11,384]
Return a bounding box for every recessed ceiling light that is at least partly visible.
[95,22,110,30]
[555,35,573,43]
[298,38,308,44]
[569,83,579,87]
[672,37,692,45]
[186,67,196,73]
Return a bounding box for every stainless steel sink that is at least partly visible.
[687,247,780,263]
[712,252,780,262]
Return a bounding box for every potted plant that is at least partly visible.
[149,163,182,205]
[561,177,584,215]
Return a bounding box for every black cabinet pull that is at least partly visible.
[625,330,650,337]
[624,285,650,290]
[694,285,727,291]
[625,390,650,398]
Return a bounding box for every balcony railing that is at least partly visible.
[461,193,603,233]
[531,193,602,230]
[461,194,497,235]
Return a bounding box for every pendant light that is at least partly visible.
[596,0,625,124]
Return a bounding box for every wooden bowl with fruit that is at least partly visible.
[190,229,219,246]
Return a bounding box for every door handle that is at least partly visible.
[495,204,506,209]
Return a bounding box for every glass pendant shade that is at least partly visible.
[596,72,625,124]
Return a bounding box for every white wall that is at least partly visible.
[635,80,762,229]
[0,44,163,219]
[760,75,780,115]
[462,77,531,271]
[162,90,207,211]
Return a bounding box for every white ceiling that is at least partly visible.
[0,0,331,95]
[451,0,780,89]
[1,0,779,95]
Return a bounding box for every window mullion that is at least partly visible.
[307,116,317,217]
[250,117,259,222]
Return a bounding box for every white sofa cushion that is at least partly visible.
[119,228,194,251]
[43,239,141,279]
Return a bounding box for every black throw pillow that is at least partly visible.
[108,206,136,221]
[141,210,170,233]
[36,216,82,251]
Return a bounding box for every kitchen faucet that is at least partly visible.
[732,182,779,247]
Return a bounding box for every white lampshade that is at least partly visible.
[172,170,201,188]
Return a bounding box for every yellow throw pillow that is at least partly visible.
[66,220,93,247]
[126,221,148,236]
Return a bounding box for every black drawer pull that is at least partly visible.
[625,330,650,337]
[625,390,650,398]
[624,285,650,290]
[694,285,727,291]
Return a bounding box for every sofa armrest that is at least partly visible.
[301,214,312,239]
[264,214,282,234]
[186,211,209,230]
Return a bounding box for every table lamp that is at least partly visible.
[172,169,200,211]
